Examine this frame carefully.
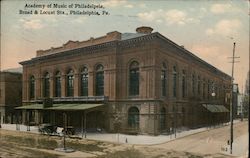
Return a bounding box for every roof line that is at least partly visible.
[153,32,231,78]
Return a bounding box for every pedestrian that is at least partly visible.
[125,138,128,143]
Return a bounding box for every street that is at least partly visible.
[138,120,248,157]
[0,120,248,157]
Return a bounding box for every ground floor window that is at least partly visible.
[28,111,35,123]
[128,107,139,128]
[43,112,50,123]
[160,107,166,130]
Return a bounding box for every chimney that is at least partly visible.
[136,26,153,34]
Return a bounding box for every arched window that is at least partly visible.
[95,65,104,96]
[43,72,50,98]
[216,83,220,99]
[55,71,61,97]
[192,74,195,95]
[203,79,206,99]
[160,107,166,130]
[207,80,210,99]
[129,61,139,96]
[197,76,201,95]
[29,76,35,99]
[128,107,139,128]
[81,67,88,96]
[214,82,218,99]
[161,63,167,96]
[66,69,74,97]
[173,66,177,97]
[211,81,215,97]
[182,70,186,98]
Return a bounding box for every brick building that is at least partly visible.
[0,70,22,124]
[18,26,230,135]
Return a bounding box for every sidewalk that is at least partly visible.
[0,124,40,134]
[0,122,235,145]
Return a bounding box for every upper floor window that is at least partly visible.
[55,71,61,97]
[29,76,35,99]
[95,64,104,96]
[203,79,206,99]
[182,70,186,98]
[161,63,167,96]
[66,69,74,97]
[173,66,177,98]
[197,76,201,95]
[211,81,215,97]
[129,61,139,96]
[81,67,88,96]
[43,72,50,98]
[207,80,211,99]
[214,83,218,99]
[192,74,195,95]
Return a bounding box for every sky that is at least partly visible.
[1,0,249,93]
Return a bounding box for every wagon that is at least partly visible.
[39,124,57,135]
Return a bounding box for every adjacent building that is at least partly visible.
[18,26,231,135]
[237,93,244,119]
[0,70,22,124]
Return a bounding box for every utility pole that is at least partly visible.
[228,42,239,154]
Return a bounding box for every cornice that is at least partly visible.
[19,31,231,80]
[20,40,118,65]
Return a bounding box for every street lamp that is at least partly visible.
[211,92,216,97]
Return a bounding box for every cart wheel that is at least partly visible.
[69,131,73,135]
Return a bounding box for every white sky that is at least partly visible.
[1,0,249,92]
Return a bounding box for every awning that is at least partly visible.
[15,104,44,110]
[47,104,103,111]
[15,104,104,111]
[202,104,229,113]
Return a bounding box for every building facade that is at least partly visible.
[0,71,22,124]
[19,26,231,135]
